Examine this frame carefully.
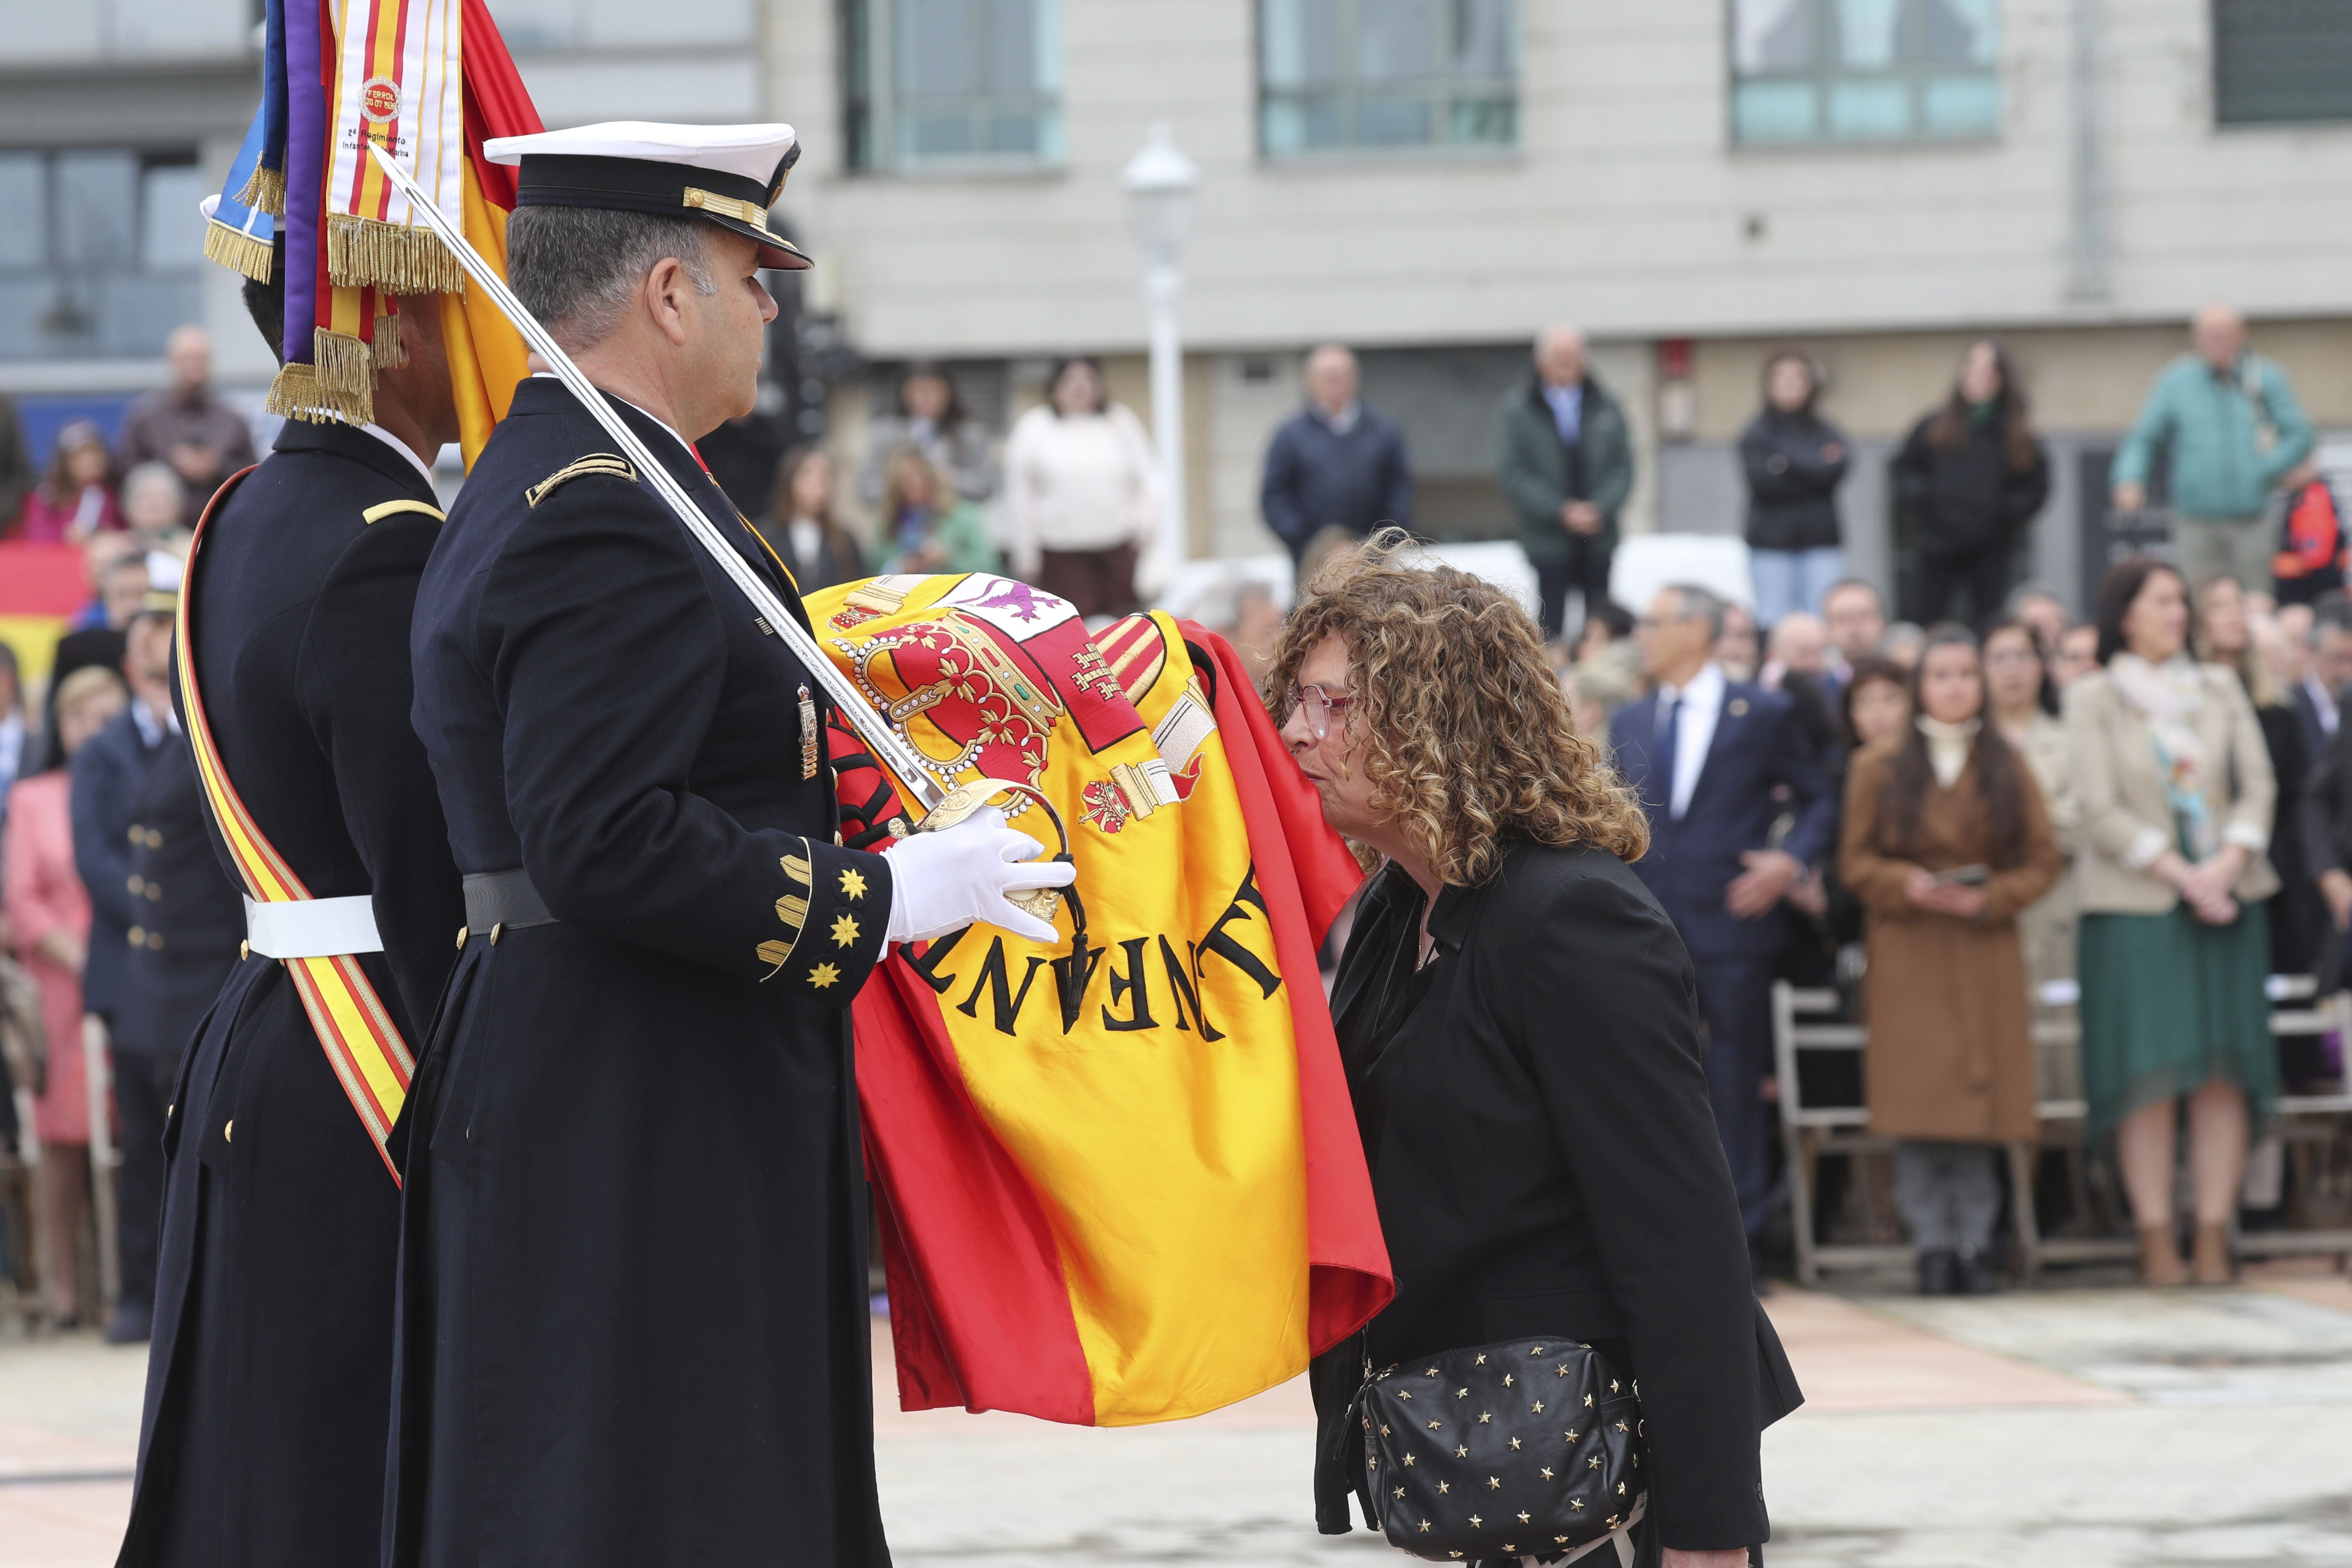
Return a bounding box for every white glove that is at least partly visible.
[883,805,1077,946]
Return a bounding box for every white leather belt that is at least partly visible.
[243,894,385,959]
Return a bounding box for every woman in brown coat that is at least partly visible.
[1841,625,2061,1295]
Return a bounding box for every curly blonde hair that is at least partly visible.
[1263,533,1650,885]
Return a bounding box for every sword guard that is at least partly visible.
[914,777,1077,931]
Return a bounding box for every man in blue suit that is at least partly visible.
[1610,583,1835,1245]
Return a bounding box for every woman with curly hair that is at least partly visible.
[1281,537,1800,1568]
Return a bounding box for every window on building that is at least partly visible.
[842,0,1063,170]
[2214,0,2352,126]
[0,149,203,363]
[489,0,752,49]
[1730,0,2000,145]
[1259,0,1518,157]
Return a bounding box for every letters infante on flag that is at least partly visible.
[807,573,1392,1427]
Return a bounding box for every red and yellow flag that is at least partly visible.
[808,573,1390,1425]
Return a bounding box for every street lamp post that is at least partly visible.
[1120,122,1197,591]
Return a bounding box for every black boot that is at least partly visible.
[1954,1249,2000,1295]
[1917,1249,1959,1295]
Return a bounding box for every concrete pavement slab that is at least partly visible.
[4,1280,2352,1566]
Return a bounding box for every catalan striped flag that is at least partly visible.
[808,574,1391,1425]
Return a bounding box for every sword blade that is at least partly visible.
[363,141,945,808]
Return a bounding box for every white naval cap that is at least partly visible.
[482,122,808,270]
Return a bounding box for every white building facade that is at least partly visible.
[9,0,2352,613]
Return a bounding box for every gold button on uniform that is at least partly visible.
[128,875,144,895]
[128,925,146,946]
[224,1120,235,1142]
[147,830,163,848]
[239,940,251,961]
[127,824,144,845]
[146,884,162,901]
[456,925,469,948]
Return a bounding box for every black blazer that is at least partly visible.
[1311,844,1801,1553]
[1608,682,1834,960]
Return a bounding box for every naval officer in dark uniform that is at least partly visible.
[389,122,1069,1567]
[117,245,469,1567]
[110,634,245,1347]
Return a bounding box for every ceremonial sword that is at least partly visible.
[363,142,948,811]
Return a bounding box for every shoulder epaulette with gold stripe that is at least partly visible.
[526,454,637,508]
[362,498,447,525]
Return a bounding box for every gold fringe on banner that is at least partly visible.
[266,357,375,426]
[237,162,288,219]
[374,316,408,371]
[311,328,379,423]
[327,213,465,294]
[265,361,323,420]
[203,222,273,283]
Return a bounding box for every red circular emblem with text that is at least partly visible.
[360,77,401,123]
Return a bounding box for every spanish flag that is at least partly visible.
[807,574,1390,1425]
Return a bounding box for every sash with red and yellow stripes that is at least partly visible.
[174,468,416,1181]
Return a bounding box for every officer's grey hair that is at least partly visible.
[507,206,718,352]
[1665,582,1727,641]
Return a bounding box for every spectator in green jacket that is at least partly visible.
[2111,303,2313,593]
[1497,325,1635,642]
[877,446,999,577]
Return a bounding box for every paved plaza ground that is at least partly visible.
[3,1267,2350,1567]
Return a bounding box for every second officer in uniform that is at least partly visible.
[117,245,469,1567]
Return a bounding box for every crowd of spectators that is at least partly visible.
[1518,305,2352,1293]
[0,324,259,1334]
[7,299,2347,1320]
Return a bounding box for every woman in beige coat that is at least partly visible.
[2069,557,2279,1286]
[1984,617,2079,1098]
[1842,627,2061,1294]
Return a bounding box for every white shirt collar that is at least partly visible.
[1658,661,1726,711]
[354,423,437,485]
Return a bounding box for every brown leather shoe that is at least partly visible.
[2191,1222,2232,1286]
[2139,1225,2187,1287]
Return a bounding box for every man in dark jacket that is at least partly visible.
[1498,326,1634,641]
[1259,345,1412,570]
[1609,584,1834,1242]
[108,738,243,1344]
[70,610,172,1036]
[101,580,244,1347]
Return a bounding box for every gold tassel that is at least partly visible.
[237,162,287,219]
[310,329,379,425]
[202,221,273,283]
[327,212,464,294]
[265,361,328,421]
[374,317,408,371]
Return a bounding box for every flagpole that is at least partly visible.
[363,141,946,811]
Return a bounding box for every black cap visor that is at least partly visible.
[514,151,811,272]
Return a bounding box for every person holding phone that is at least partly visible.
[1839,626,2061,1294]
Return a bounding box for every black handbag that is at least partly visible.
[1355,1335,1647,1563]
